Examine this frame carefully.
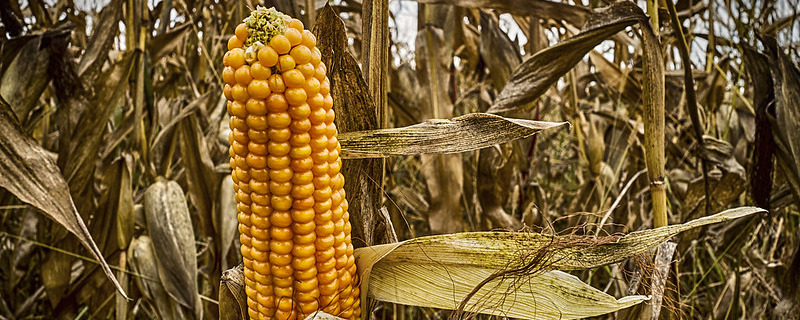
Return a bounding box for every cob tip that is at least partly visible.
[243,6,289,48]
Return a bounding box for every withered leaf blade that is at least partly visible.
[682,171,745,225]
[338,113,568,158]
[0,27,69,120]
[699,135,745,178]
[479,12,521,91]
[178,112,219,234]
[487,2,646,114]
[78,0,122,80]
[0,97,127,298]
[742,46,775,210]
[61,51,135,203]
[363,206,765,272]
[417,0,590,27]
[762,36,800,201]
[416,21,464,234]
[149,22,193,61]
[151,93,208,149]
[588,50,641,105]
[315,2,382,246]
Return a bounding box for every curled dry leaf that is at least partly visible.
[418,0,591,26]
[354,207,763,319]
[178,112,219,236]
[315,3,383,246]
[338,113,568,158]
[149,22,193,61]
[0,97,127,298]
[0,27,68,120]
[763,36,800,200]
[77,0,122,80]
[487,2,646,114]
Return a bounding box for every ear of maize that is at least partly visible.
[222,7,360,320]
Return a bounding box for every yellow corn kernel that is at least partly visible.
[225,7,359,320]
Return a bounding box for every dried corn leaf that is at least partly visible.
[77,0,122,80]
[763,36,800,201]
[178,112,219,237]
[149,22,192,61]
[416,20,464,234]
[0,97,127,298]
[0,26,69,120]
[61,51,135,211]
[338,113,567,158]
[588,50,641,105]
[314,3,382,246]
[418,0,590,26]
[479,12,521,90]
[742,46,775,210]
[487,2,646,114]
[355,206,763,319]
[92,156,133,254]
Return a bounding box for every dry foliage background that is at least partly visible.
[1,0,799,319]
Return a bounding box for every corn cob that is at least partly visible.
[222,7,360,320]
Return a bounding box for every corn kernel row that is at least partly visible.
[223,8,360,320]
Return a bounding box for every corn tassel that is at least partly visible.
[222,7,360,320]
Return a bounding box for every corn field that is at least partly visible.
[0,0,798,319]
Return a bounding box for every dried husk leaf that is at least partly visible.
[115,157,135,250]
[355,207,763,319]
[129,235,181,320]
[143,178,200,319]
[219,264,247,320]
[314,3,383,246]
